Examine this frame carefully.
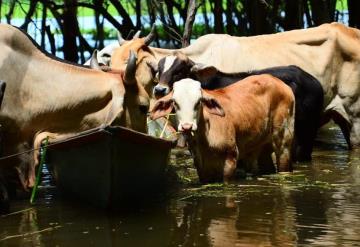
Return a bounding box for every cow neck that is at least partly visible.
[9,23,117,86]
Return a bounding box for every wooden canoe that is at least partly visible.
[47,125,176,208]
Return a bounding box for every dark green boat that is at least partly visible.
[47,126,176,208]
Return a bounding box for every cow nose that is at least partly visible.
[181,123,193,132]
[154,86,167,96]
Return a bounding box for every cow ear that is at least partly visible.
[201,91,225,117]
[90,50,102,71]
[191,63,218,81]
[150,92,174,120]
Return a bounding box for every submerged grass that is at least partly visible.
[168,148,335,200]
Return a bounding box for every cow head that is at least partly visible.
[91,50,150,133]
[154,52,218,98]
[150,79,225,134]
[109,26,158,96]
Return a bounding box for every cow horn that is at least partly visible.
[90,50,101,71]
[144,25,156,45]
[124,50,137,85]
[117,31,126,45]
[133,30,141,39]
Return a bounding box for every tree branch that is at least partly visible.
[182,0,199,47]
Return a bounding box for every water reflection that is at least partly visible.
[1,125,360,246]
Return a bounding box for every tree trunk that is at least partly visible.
[309,0,336,26]
[303,0,313,26]
[244,0,270,35]
[284,0,304,30]
[20,0,38,31]
[5,0,16,24]
[182,0,198,47]
[146,0,161,47]
[94,0,105,49]
[45,25,56,55]
[202,0,211,34]
[135,0,141,29]
[63,0,79,62]
[226,0,234,34]
[40,4,47,49]
[165,0,181,35]
[348,0,360,28]
[213,0,223,33]
[109,0,135,35]
[233,1,246,35]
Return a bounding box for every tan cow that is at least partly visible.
[100,23,360,149]
[0,24,150,190]
[150,75,295,183]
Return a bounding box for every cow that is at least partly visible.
[150,76,295,183]
[154,53,324,161]
[98,26,159,96]
[100,23,360,150]
[0,24,150,195]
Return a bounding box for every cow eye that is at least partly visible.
[102,53,111,58]
[139,104,149,114]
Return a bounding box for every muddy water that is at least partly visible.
[1,124,360,247]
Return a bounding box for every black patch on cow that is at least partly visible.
[158,56,194,88]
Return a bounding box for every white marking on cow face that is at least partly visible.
[163,55,177,75]
[172,79,202,132]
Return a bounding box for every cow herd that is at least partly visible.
[1,22,360,211]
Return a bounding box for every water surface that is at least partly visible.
[1,124,360,246]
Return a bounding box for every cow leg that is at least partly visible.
[350,117,360,148]
[272,121,294,173]
[31,132,54,188]
[242,149,261,175]
[0,171,9,214]
[294,114,321,161]
[324,96,352,149]
[323,109,351,149]
[31,132,65,188]
[223,147,239,183]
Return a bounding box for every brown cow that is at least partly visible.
[0,24,149,191]
[150,75,295,183]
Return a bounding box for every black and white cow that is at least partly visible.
[153,53,324,161]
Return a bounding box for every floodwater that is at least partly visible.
[1,124,360,247]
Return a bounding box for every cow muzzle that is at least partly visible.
[180,123,194,133]
[153,85,170,99]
